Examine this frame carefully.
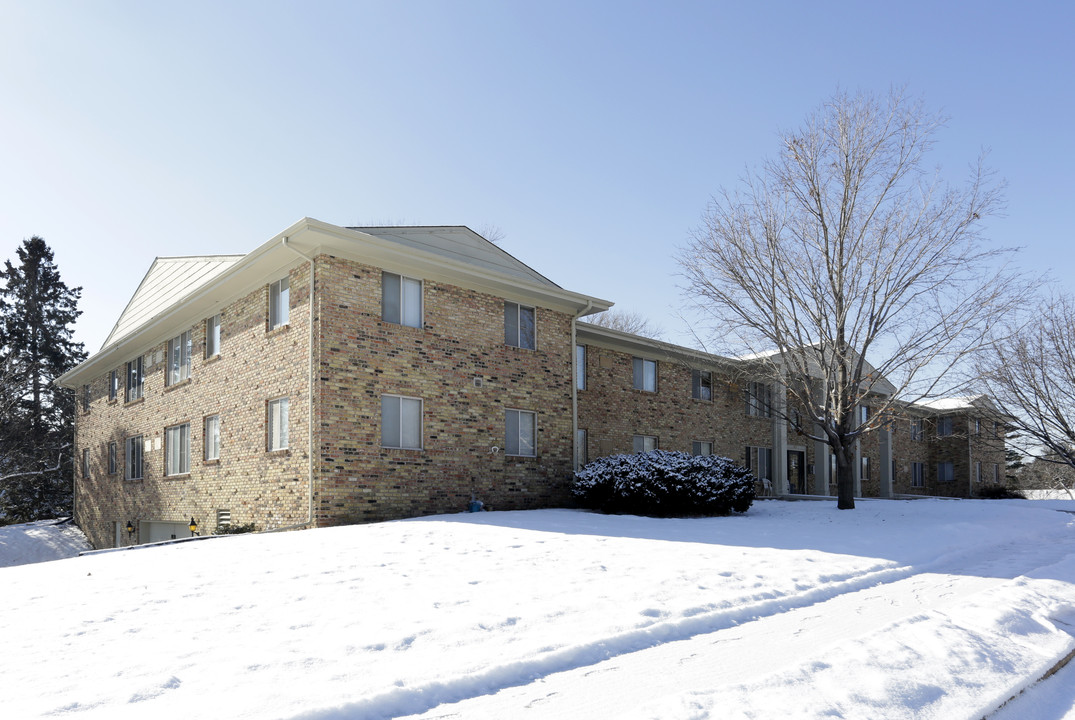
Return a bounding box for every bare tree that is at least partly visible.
[476,223,506,245]
[680,89,1024,509]
[975,295,1075,484]
[585,309,663,338]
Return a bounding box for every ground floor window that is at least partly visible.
[108,442,117,475]
[936,462,954,483]
[382,395,422,449]
[692,441,712,456]
[911,462,925,487]
[745,446,772,479]
[268,397,289,451]
[505,409,536,456]
[633,434,658,453]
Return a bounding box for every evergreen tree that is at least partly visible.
[0,237,85,522]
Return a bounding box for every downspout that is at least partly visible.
[571,301,594,471]
[272,236,316,532]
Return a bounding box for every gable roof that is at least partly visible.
[101,256,243,352]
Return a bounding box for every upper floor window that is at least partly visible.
[382,395,423,450]
[267,397,289,451]
[125,435,144,480]
[692,370,712,401]
[505,408,536,456]
[910,419,923,441]
[165,422,190,476]
[204,414,220,461]
[745,381,771,417]
[504,302,535,349]
[205,314,221,358]
[108,370,118,401]
[633,357,657,392]
[81,448,90,479]
[107,441,117,475]
[972,418,981,435]
[858,405,869,426]
[126,357,143,402]
[167,330,191,385]
[576,345,586,391]
[382,272,423,328]
[937,417,953,437]
[269,276,290,330]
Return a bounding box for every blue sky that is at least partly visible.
[1,1,1072,353]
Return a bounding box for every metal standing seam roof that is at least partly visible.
[100,255,244,352]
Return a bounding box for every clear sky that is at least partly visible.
[1,1,1072,353]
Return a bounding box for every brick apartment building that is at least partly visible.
[58,218,1006,549]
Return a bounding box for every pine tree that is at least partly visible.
[0,237,86,523]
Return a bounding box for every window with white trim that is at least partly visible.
[505,409,536,456]
[205,314,221,358]
[382,272,423,328]
[937,417,953,437]
[576,345,586,391]
[692,370,712,401]
[910,419,923,441]
[108,370,118,401]
[167,330,191,385]
[267,397,289,451]
[861,456,871,481]
[632,357,657,392]
[81,448,89,478]
[382,395,422,450]
[269,276,290,330]
[633,434,658,453]
[126,357,143,402]
[125,435,144,480]
[692,441,712,456]
[108,441,117,475]
[937,461,954,483]
[165,423,190,476]
[504,302,535,349]
[204,414,220,461]
[745,445,772,480]
[911,462,925,487]
[745,382,772,417]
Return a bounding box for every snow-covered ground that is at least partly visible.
[0,518,90,567]
[1,500,1073,719]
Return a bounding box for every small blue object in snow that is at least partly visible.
[467,499,484,513]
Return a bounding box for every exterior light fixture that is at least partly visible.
[126,521,135,540]
[189,517,198,537]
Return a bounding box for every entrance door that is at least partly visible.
[787,450,806,494]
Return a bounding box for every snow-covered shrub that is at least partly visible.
[572,450,755,516]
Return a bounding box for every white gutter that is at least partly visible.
[271,236,316,532]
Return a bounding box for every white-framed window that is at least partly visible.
[81,448,89,478]
[937,417,953,437]
[504,302,535,349]
[269,276,290,330]
[267,397,289,451]
[633,434,658,453]
[910,419,923,441]
[858,405,869,426]
[974,461,982,483]
[107,441,117,475]
[576,345,586,391]
[972,418,981,435]
[108,370,118,401]
[205,314,221,358]
[165,423,190,476]
[861,456,871,481]
[911,462,925,487]
[505,409,537,456]
[204,414,220,461]
[633,357,657,392]
[382,272,423,328]
[576,428,588,468]
[937,461,954,483]
[745,382,771,417]
[692,370,712,401]
[692,441,713,456]
[167,330,192,385]
[382,395,422,450]
[745,445,772,480]
[125,435,143,480]
[126,357,143,402]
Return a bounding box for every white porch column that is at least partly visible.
[813,430,830,495]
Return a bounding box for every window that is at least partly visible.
[205,314,221,357]
[269,276,290,329]
[972,418,981,435]
[692,441,713,456]
[910,419,923,441]
[576,345,586,391]
[632,357,657,392]
[126,357,143,402]
[165,423,190,476]
[268,398,289,451]
[204,415,220,461]
[975,461,982,483]
[911,462,925,487]
[633,435,658,453]
[382,272,423,328]
[937,417,953,437]
[108,442,117,475]
[81,448,89,478]
[382,395,422,450]
[504,302,535,349]
[505,409,536,456]
[993,421,1001,437]
[576,429,588,468]
[167,330,192,385]
[858,405,869,426]
[936,462,954,483]
[860,456,871,481]
[692,370,712,401]
[745,382,771,417]
[82,384,90,412]
[745,446,772,479]
[108,370,118,401]
[125,435,144,480]
[994,463,1001,483]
